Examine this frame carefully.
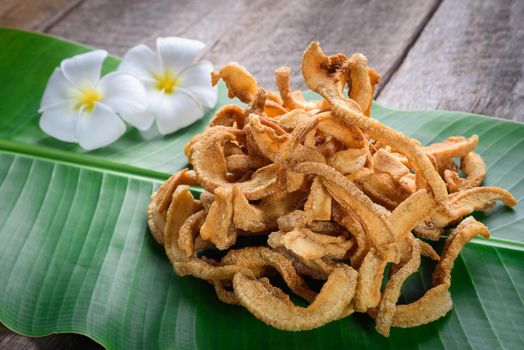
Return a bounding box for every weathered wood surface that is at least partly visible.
[0,0,83,31]
[0,325,101,350]
[1,0,523,348]
[45,0,440,90]
[377,0,524,121]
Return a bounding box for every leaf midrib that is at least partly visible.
[0,138,170,182]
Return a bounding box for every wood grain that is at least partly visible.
[0,0,84,31]
[377,0,524,121]
[47,0,441,88]
[0,324,102,350]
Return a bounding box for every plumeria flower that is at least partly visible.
[39,50,147,150]
[117,37,217,135]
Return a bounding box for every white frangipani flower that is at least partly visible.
[118,37,217,135]
[39,50,147,150]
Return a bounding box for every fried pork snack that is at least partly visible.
[147,42,516,336]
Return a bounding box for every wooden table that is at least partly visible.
[1,0,522,348]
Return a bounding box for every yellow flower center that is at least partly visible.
[155,70,179,94]
[74,87,102,112]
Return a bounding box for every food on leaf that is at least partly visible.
[147,42,516,335]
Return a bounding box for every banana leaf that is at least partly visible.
[0,28,523,350]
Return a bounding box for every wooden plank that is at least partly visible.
[377,0,524,121]
[0,324,102,350]
[48,0,441,88]
[0,0,84,31]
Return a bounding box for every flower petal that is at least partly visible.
[121,88,163,130]
[179,61,217,108]
[156,37,205,75]
[76,103,126,150]
[98,72,148,114]
[179,61,214,87]
[118,44,162,81]
[120,109,155,131]
[60,49,107,88]
[40,68,77,111]
[39,100,77,142]
[155,90,204,135]
[180,86,217,109]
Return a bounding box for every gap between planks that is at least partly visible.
[375,0,443,98]
[38,0,86,32]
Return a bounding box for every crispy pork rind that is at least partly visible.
[332,203,369,268]
[386,284,452,328]
[414,185,515,240]
[389,189,437,254]
[354,248,388,312]
[348,53,378,116]
[211,62,258,103]
[444,151,486,192]
[433,217,489,286]
[302,42,447,201]
[274,66,324,111]
[389,217,488,329]
[232,187,306,232]
[189,126,280,200]
[245,114,289,161]
[147,41,517,336]
[425,135,478,172]
[226,154,269,173]
[268,228,352,261]
[164,185,199,263]
[209,104,246,129]
[174,258,258,281]
[304,177,332,221]
[221,247,316,302]
[328,148,368,174]
[147,169,198,244]
[233,265,357,331]
[178,210,207,258]
[375,236,421,336]
[292,162,397,254]
[428,186,516,229]
[200,186,237,250]
[264,100,288,118]
[213,280,239,305]
[373,148,410,180]
[354,171,413,210]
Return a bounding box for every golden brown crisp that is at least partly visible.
[147,41,516,336]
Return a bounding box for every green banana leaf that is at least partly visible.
[1,27,523,350]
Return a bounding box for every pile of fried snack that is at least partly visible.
[147,42,516,336]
